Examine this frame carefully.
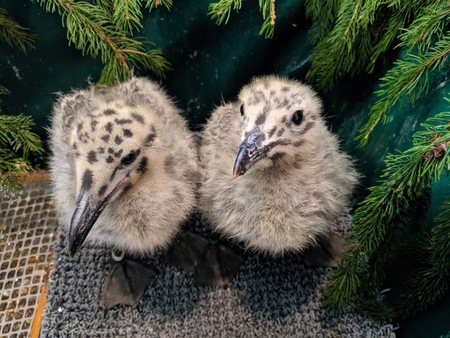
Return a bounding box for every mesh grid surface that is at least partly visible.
[0,171,396,337]
[0,172,58,338]
[41,215,396,337]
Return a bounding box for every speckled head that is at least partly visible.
[233,76,324,177]
[68,99,158,255]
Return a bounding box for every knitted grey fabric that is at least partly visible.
[40,216,395,338]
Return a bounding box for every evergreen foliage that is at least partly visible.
[301,0,450,321]
[324,110,450,320]
[304,0,450,145]
[0,8,43,196]
[0,111,44,196]
[0,8,36,52]
[36,0,172,85]
[208,0,277,38]
[393,197,450,319]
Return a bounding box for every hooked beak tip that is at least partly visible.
[232,146,249,178]
[68,224,87,257]
[68,237,81,257]
[67,176,130,256]
[67,190,98,257]
[233,127,269,177]
[232,169,242,179]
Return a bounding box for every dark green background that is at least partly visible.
[1,1,450,336]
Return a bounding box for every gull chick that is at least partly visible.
[199,75,358,271]
[49,77,198,307]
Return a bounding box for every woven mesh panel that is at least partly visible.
[0,171,58,338]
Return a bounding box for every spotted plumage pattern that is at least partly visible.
[199,75,358,258]
[49,77,198,255]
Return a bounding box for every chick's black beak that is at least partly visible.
[68,190,108,257]
[233,127,278,178]
[69,177,129,256]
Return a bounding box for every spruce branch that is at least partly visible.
[0,86,11,106]
[37,0,171,85]
[398,1,450,52]
[208,0,242,26]
[307,0,450,140]
[207,0,276,39]
[393,198,450,320]
[0,11,42,196]
[0,148,31,197]
[145,0,173,11]
[112,0,143,33]
[305,0,343,44]
[340,0,363,46]
[0,114,44,159]
[325,110,450,310]
[306,0,379,90]
[0,8,36,53]
[366,6,409,73]
[356,33,450,146]
[0,114,44,197]
[354,294,394,322]
[258,0,276,39]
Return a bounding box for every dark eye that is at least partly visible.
[292,110,304,125]
[121,152,137,166]
[240,104,245,117]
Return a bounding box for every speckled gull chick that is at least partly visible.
[199,75,359,273]
[49,77,198,307]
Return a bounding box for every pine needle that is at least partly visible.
[305,0,344,44]
[113,0,144,33]
[306,0,379,91]
[306,0,450,141]
[325,110,450,313]
[0,9,42,196]
[357,34,450,146]
[393,198,450,320]
[0,8,37,53]
[0,114,44,197]
[145,0,173,11]
[207,0,276,39]
[208,0,242,26]
[398,1,450,52]
[37,0,171,85]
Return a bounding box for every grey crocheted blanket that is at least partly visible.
[40,216,395,338]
